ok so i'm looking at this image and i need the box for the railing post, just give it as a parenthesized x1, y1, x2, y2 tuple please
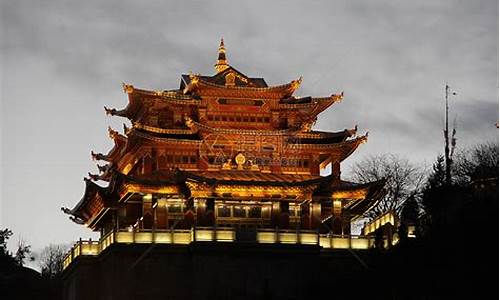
(192, 226, 196, 242)
(275, 226, 279, 243)
(152, 224, 156, 244)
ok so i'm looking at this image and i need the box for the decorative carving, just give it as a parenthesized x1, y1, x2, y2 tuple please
(122, 83, 134, 94)
(235, 153, 246, 170)
(225, 72, 236, 86)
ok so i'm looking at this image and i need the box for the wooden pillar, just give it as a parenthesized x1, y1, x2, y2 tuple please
(300, 201, 311, 229)
(142, 194, 154, 229)
(310, 155, 320, 176)
(341, 209, 351, 236)
(332, 199, 343, 235)
(279, 201, 290, 229)
(332, 161, 341, 184)
(271, 201, 280, 228)
(156, 199, 167, 229)
(310, 201, 321, 230)
(196, 198, 206, 226)
(142, 154, 153, 175)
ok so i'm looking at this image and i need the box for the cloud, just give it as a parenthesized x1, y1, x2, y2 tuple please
(1, 0, 497, 250)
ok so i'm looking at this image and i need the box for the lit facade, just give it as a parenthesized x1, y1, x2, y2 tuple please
(62, 40, 387, 268)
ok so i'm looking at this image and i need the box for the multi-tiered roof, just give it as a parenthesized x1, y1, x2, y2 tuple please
(63, 39, 384, 235)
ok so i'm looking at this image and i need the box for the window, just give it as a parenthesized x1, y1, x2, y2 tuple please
(217, 205, 230, 217)
(168, 204, 182, 214)
(248, 206, 262, 218)
(233, 206, 246, 218)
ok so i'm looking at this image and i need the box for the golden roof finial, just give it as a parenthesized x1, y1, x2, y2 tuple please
(214, 37, 229, 73)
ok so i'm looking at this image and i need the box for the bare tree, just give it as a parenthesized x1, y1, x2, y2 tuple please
(350, 154, 426, 219)
(38, 244, 68, 279)
(453, 142, 499, 185)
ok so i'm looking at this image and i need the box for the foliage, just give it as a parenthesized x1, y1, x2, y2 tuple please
(38, 244, 68, 279)
(0, 228, 13, 257)
(350, 154, 426, 219)
(14, 240, 32, 266)
(452, 142, 499, 184)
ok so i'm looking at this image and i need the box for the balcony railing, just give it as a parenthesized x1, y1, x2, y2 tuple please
(63, 227, 380, 270)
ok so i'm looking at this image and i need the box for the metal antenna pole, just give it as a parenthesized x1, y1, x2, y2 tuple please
(444, 84, 451, 185)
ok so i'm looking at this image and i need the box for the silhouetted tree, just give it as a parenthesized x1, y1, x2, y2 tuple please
(0, 228, 13, 258)
(14, 240, 32, 266)
(350, 154, 426, 219)
(453, 142, 499, 184)
(38, 244, 67, 279)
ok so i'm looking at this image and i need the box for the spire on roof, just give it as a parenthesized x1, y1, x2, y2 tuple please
(214, 38, 229, 73)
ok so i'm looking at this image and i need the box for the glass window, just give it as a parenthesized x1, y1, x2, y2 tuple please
(217, 205, 230, 217)
(233, 206, 246, 218)
(168, 204, 182, 214)
(248, 206, 262, 218)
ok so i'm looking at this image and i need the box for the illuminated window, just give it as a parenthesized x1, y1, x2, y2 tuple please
(233, 206, 246, 218)
(217, 205, 230, 217)
(168, 204, 182, 214)
(248, 206, 262, 218)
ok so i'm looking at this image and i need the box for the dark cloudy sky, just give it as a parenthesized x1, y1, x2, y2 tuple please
(1, 0, 498, 252)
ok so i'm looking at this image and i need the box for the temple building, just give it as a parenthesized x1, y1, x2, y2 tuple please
(62, 39, 389, 275)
